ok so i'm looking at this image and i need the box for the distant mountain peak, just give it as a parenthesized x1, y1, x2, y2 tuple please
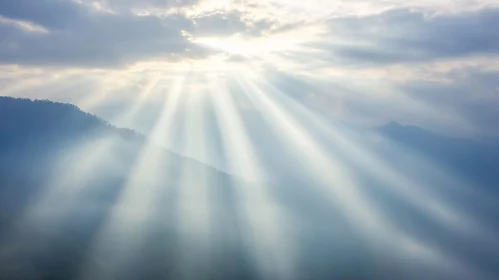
(384, 121, 403, 128)
(379, 121, 430, 136)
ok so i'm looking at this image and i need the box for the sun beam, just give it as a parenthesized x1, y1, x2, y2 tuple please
(234, 70, 487, 279)
(175, 87, 213, 280)
(208, 73, 295, 280)
(79, 73, 187, 280)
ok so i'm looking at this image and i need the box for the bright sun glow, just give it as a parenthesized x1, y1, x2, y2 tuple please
(192, 29, 315, 58)
(194, 36, 253, 55)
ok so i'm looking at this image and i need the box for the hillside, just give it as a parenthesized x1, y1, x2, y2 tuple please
(0, 97, 254, 280)
(1, 97, 498, 280)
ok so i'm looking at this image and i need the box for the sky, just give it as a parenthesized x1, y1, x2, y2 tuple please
(1, 0, 499, 139)
(2, 2, 499, 279)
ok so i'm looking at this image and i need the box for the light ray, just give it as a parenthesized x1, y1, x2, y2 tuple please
(77, 71, 135, 111)
(0, 71, 83, 98)
(116, 73, 162, 126)
(3, 72, 170, 228)
(79, 74, 187, 280)
(260, 70, 499, 248)
(175, 86, 212, 280)
(236, 74, 386, 233)
(0, 131, 128, 272)
(234, 71, 488, 279)
(208, 73, 295, 280)
(24, 136, 122, 220)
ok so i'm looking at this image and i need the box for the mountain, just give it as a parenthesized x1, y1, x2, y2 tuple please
(377, 121, 499, 191)
(1, 97, 498, 280)
(0, 97, 375, 280)
(0, 97, 256, 280)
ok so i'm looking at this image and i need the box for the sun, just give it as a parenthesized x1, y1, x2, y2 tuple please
(193, 35, 260, 56)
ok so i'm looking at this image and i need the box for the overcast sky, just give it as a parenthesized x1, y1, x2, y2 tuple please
(1, 0, 498, 137)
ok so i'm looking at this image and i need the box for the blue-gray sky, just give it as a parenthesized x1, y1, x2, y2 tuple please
(1, 0, 498, 137)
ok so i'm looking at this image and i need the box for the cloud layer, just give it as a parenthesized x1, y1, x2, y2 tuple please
(0, 0, 498, 136)
(320, 8, 499, 65)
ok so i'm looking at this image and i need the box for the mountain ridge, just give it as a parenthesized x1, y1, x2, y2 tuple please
(0, 96, 230, 177)
(1, 96, 498, 280)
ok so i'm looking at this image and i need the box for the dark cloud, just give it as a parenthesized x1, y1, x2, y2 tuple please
(0, 0, 86, 29)
(316, 7, 499, 65)
(96, 0, 198, 10)
(0, 0, 236, 67)
(0, 0, 276, 67)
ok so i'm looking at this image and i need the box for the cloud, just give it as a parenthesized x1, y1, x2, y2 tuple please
(1, 0, 498, 137)
(191, 10, 268, 37)
(308, 7, 499, 66)
(0, 0, 225, 67)
(95, 0, 199, 11)
(0, 0, 86, 29)
(0, 0, 281, 67)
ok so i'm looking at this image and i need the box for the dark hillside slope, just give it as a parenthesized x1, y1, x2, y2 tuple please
(0, 97, 144, 155)
(0, 97, 254, 280)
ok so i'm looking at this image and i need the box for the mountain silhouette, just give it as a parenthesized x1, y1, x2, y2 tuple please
(0, 97, 257, 280)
